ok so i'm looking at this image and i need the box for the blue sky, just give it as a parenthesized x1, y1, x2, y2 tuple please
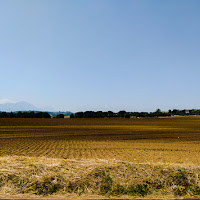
(0, 0, 200, 112)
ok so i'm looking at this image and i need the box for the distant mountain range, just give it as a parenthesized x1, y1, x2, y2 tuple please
(0, 101, 38, 112)
(0, 101, 73, 116)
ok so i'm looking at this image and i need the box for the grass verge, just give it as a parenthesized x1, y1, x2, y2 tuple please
(0, 156, 200, 198)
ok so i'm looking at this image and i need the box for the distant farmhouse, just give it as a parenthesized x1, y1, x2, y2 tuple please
(184, 110, 190, 114)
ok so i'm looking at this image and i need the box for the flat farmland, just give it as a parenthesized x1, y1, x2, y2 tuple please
(1, 117, 200, 164)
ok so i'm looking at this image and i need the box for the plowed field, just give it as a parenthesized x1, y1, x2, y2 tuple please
(1, 117, 200, 164)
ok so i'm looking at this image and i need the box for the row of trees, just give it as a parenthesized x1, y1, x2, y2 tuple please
(0, 111, 51, 118)
(168, 109, 200, 115)
(1, 109, 200, 119)
(71, 109, 170, 118)
(71, 109, 200, 118)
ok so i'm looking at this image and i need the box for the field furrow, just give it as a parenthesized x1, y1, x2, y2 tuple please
(0, 118, 200, 164)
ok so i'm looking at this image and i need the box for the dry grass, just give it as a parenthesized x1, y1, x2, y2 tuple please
(0, 156, 200, 198)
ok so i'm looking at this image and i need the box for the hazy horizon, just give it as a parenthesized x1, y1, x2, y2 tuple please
(1, 0, 200, 112)
(0, 99, 199, 113)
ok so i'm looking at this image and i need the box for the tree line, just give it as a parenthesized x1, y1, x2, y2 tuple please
(1, 109, 200, 118)
(71, 109, 169, 118)
(0, 111, 51, 118)
(71, 109, 200, 118)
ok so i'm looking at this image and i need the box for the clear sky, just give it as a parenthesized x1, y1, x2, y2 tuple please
(0, 0, 200, 112)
